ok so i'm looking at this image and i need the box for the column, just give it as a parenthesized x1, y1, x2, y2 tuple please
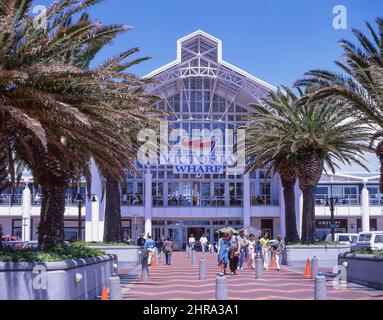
(85, 160, 104, 242)
(243, 173, 251, 234)
(295, 182, 303, 238)
(144, 169, 153, 237)
(278, 176, 286, 239)
(361, 184, 370, 232)
(21, 185, 32, 241)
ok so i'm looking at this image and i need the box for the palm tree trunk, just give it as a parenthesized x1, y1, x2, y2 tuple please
(281, 178, 300, 243)
(301, 186, 316, 244)
(298, 151, 324, 244)
(104, 173, 122, 243)
(38, 180, 67, 250)
(34, 148, 71, 250)
(0, 133, 10, 193)
(377, 143, 383, 194)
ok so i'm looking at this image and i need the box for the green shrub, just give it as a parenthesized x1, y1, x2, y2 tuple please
(353, 249, 383, 256)
(77, 241, 136, 247)
(287, 242, 342, 246)
(0, 243, 105, 262)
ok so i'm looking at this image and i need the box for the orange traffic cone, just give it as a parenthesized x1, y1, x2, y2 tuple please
(304, 259, 312, 279)
(271, 255, 277, 268)
(101, 287, 109, 300)
(151, 256, 157, 269)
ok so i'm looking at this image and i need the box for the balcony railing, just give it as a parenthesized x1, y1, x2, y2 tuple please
(0, 194, 22, 207)
(167, 196, 226, 207)
(121, 195, 144, 206)
(315, 194, 360, 206)
(369, 196, 383, 206)
(31, 195, 82, 207)
(251, 195, 279, 206)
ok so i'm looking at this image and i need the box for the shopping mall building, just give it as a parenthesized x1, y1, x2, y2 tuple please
(1, 31, 382, 248)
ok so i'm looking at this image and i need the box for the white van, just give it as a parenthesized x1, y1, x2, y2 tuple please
(325, 233, 358, 244)
(353, 232, 383, 251)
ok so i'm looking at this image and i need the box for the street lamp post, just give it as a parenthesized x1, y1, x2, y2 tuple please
(326, 197, 336, 242)
(76, 193, 97, 242)
(76, 194, 84, 242)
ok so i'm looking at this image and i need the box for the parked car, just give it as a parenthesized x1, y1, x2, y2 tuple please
(325, 233, 358, 244)
(23, 241, 39, 249)
(1, 236, 25, 249)
(5, 241, 26, 249)
(352, 231, 383, 251)
(1, 235, 22, 242)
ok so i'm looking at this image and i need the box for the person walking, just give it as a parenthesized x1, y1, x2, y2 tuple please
(162, 237, 173, 265)
(271, 235, 285, 271)
(260, 232, 270, 271)
(156, 237, 164, 260)
(137, 234, 146, 247)
(217, 232, 230, 276)
(188, 234, 196, 251)
(200, 234, 208, 253)
(238, 230, 247, 270)
(143, 235, 156, 266)
(247, 234, 256, 270)
(228, 230, 241, 276)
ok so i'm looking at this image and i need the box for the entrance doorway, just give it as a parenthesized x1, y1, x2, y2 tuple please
(187, 227, 208, 251)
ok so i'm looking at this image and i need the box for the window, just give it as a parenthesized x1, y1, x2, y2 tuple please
(315, 186, 328, 206)
(152, 182, 163, 207)
(338, 235, 350, 242)
(229, 183, 242, 206)
(358, 233, 372, 242)
(368, 186, 380, 206)
(374, 235, 383, 243)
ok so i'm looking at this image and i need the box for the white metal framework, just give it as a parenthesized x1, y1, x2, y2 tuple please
(145, 30, 277, 112)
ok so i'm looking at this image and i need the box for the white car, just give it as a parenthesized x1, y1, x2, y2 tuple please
(353, 232, 383, 251)
(325, 233, 358, 244)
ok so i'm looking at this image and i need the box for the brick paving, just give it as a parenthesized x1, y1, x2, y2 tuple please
(121, 252, 383, 300)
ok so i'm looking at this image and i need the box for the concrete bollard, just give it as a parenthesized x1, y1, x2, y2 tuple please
(141, 254, 149, 283)
(311, 257, 319, 279)
(187, 246, 191, 259)
(314, 276, 328, 300)
(186, 245, 189, 257)
(109, 276, 122, 300)
(191, 249, 196, 266)
(199, 258, 207, 281)
(215, 276, 228, 300)
(255, 257, 263, 279)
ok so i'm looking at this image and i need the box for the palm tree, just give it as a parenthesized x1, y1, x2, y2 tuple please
(245, 87, 301, 243)
(1, 0, 160, 248)
(246, 87, 371, 243)
(296, 18, 383, 192)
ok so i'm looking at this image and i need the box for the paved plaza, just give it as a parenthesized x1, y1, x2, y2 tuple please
(119, 252, 383, 300)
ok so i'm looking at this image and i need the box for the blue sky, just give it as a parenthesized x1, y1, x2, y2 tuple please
(35, 0, 381, 85)
(35, 0, 382, 172)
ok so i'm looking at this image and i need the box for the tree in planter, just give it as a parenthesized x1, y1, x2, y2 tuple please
(245, 87, 301, 243)
(246, 87, 371, 243)
(0, 0, 159, 249)
(296, 18, 383, 194)
(292, 95, 370, 243)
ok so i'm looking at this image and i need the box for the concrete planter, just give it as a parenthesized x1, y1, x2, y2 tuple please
(88, 246, 142, 268)
(339, 253, 383, 290)
(284, 245, 351, 268)
(0, 254, 117, 300)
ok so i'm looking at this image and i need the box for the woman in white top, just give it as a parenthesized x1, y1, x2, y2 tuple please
(247, 234, 256, 270)
(188, 234, 196, 251)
